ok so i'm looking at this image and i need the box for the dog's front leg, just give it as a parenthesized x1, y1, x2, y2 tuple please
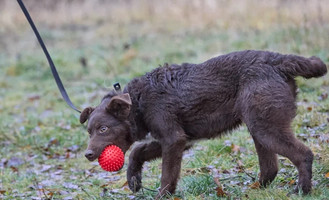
(157, 130, 186, 198)
(127, 141, 162, 192)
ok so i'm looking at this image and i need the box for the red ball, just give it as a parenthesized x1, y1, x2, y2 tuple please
(98, 145, 124, 172)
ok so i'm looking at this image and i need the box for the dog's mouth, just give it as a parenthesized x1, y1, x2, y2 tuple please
(85, 151, 99, 162)
(85, 142, 129, 162)
(84, 148, 103, 161)
(87, 157, 97, 162)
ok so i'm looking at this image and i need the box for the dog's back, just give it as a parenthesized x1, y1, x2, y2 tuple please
(126, 50, 327, 139)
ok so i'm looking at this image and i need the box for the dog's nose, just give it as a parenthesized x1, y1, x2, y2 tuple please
(85, 150, 95, 160)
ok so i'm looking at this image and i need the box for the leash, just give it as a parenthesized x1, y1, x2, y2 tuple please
(17, 0, 81, 113)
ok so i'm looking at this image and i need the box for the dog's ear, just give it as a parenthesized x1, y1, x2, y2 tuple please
(80, 107, 95, 124)
(107, 93, 132, 119)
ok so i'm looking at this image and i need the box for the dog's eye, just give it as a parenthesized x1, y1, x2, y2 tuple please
(99, 126, 108, 134)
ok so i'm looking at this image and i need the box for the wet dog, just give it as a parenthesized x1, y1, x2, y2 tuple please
(80, 50, 327, 197)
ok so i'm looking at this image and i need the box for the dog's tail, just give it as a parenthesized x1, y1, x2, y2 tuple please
(278, 55, 327, 78)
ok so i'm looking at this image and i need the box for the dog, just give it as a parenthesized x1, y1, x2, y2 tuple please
(80, 50, 327, 197)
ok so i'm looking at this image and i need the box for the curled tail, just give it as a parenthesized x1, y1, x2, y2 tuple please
(279, 55, 327, 78)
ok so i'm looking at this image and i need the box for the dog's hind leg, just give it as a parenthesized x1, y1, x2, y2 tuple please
(127, 141, 162, 192)
(250, 127, 313, 194)
(241, 80, 313, 194)
(251, 135, 278, 187)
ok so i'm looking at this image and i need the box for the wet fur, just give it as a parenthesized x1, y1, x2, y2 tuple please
(80, 50, 327, 197)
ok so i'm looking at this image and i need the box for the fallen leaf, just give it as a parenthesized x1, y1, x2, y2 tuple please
(121, 181, 128, 187)
(231, 144, 240, 153)
(122, 186, 130, 192)
(216, 187, 226, 197)
(10, 166, 19, 172)
(127, 195, 136, 199)
(47, 191, 54, 198)
(100, 188, 108, 197)
(63, 196, 74, 200)
(307, 107, 312, 111)
(40, 179, 55, 187)
(199, 167, 211, 173)
(31, 196, 42, 200)
(237, 160, 244, 167)
(59, 190, 69, 195)
(214, 177, 227, 197)
(7, 157, 24, 167)
(67, 145, 80, 152)
(40, 165, 52, 173)
(234, 160, 245, 172)
(224, 140, 231, 146)
(100, 184, 109, 188)
(279, 168, 287, 173)
(173, 197, 182, 200)
(320, 92, 328, 100)
(47, 138, 59, 147)
(0, 158, 7, 168)
(288, 180, 295, 185)
(297, 133, 308, 140)
(28, 95, 40, 102)
(185, 168, 197, 175)
(63, 182, 79, 190)
(249, 181, 260, 189)
(65, 152, 70, 159)
(325, 172, 329, 178)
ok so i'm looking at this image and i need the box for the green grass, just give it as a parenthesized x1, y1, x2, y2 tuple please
(1, 1, 329, 199)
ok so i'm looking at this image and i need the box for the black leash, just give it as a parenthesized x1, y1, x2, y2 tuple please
(17, 0, 81, 113)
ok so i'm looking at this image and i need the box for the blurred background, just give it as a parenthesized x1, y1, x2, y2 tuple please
(0, 0, 328, 199)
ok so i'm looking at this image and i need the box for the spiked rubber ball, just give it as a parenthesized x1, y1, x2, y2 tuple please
(98, 145, 124, 172)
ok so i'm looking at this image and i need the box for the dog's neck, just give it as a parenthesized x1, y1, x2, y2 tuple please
(124, 79, 150, 142)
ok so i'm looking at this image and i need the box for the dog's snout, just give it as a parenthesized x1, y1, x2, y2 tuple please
(85, 150, 95, 160)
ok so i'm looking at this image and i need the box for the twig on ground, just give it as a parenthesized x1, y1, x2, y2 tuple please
(217, 175, 245, 182)
(82, 166, 97, 180)
(142, 186, 158, 193)
(231, 154, 256, 181)
(80, 186, 94, 199)
(33, 178, 49, 200)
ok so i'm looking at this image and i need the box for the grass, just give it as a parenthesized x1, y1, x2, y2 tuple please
(1, 0, 329, 199)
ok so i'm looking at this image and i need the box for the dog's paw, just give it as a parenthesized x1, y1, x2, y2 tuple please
(127, 166, 142, 193)
(128, 174, 142, 192)
(293, 184, 312, 195)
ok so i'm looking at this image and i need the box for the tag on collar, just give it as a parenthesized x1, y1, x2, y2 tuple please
(113, 83, 121, 92)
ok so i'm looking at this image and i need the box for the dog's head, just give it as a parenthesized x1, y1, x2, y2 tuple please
(80, 91, 134, 161)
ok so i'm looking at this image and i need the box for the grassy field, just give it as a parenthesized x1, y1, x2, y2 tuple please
(0, 0, 329, 199)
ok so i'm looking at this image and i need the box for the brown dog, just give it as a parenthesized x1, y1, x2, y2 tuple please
(80, 50, 327, 197)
